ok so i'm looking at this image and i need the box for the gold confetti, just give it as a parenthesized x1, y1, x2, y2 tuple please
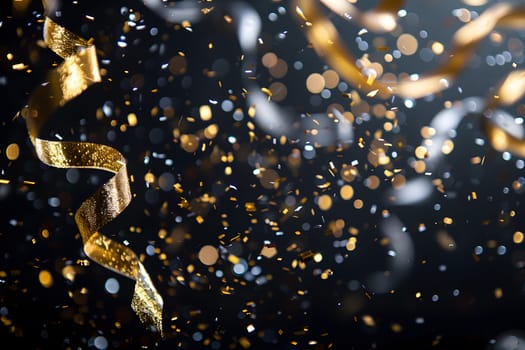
(198, 245, 219, 266)
(260, 245, 277, 259)
(12, 63, 28, 71)
(317, 194, 333, 211)
(306, 73, 325, 94)
(5, 143, 19, 160)
(362, 315, 376, 327)
(340, 185, 354, 200)
(199, 104, 212, 121)
(38, 270, 53, 288)
(513, 231, 524, 244)
(396, 33, 418, 56)
(261, 87, 273, 101)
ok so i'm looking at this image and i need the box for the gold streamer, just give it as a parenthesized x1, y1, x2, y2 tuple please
(21, 16, 163, 334)
(293, 0, 525, 99)
(294, 0, 525, 160)
(483, 70, 525, 158)
(317, 0, 402, 33)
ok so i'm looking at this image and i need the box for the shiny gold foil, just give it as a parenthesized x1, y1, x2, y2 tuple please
(22, 16, 163, 334)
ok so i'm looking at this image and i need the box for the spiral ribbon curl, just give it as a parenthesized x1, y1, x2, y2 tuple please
(21, 16, 163, 334)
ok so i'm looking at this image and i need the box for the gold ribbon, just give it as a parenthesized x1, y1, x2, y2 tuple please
(317, 0, 402, 33)
(482, 70, 525, 158)
(293, 0, 525, 99)
(22, 17, 163, 334)
(294, 0, 525, 159)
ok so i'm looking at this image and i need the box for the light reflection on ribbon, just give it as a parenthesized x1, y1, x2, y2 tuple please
(22, 15, 163, 334)
(230, 3, 291, 136)
(232, 2, 354, 148)
(230, 3, 409, 294)
(379, 72, 525, 290)
(293, 0, 525, 99)
(388, 71, 525, 205)
(483, 70, 525, 158)
(141, 0, 203, 23)
(386, 177, 434, 206)
(386, 97, 484, 205)
(365, 215, 414, 294)
(143, 0, 354, 148)
(318, 0, 402, 33)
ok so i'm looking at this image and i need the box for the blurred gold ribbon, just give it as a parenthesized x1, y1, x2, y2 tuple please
(294, 0, 525, 158)
(482, 70, 525, 158)
(317, 0, 402, 33)
(21, 16, 163, 334)
(293, 0, 525, 99)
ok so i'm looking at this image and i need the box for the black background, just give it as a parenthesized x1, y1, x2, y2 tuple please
(2, 1, 525, 349)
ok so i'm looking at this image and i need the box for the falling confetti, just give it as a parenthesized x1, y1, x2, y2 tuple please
(2, 0, 525, 349)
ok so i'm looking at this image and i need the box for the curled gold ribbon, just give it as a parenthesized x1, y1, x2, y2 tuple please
(295, 0, 525, 163)
(482, 70, 525, 158)
(318, 0, 402, 33)
(293, 0, 525, 99)
(387, 68, 525, 206)
(22, 17, 163, 334)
